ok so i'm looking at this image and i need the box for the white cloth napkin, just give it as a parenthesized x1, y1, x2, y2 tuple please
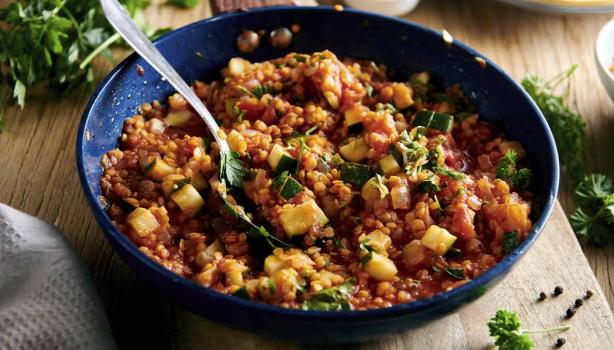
(0, 204, 115, 349)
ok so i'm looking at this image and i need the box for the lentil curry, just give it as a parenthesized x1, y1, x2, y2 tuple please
(100, 51, 534, 310)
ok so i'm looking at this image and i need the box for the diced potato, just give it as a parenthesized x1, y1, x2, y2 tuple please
(126, 208, 159, 237)
(227, 129, 247, 153)
(170, 184, 205, 216)
(421, 225, 457, 255)
(365, 230, 392, 253)
(363, 253, 398, 281)
(267, 144, 289, 170)
(228, 57, 251, 77)
(147, 118, 165, 133)
(164, 109, 194, 127)
(140, 156, 176, 181)
(339, 137, 369, 162)
(279, 199, 329, 238)
(391, 83, 414, 110)
(264, 255, 286, 276)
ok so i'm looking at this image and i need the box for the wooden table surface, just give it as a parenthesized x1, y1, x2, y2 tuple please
(2, 0, 614, 348)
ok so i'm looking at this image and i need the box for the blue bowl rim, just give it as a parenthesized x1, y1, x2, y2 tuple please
(76, 5, 559, 321)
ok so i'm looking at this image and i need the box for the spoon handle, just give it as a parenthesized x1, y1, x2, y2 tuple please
(100, 0, 230, 154)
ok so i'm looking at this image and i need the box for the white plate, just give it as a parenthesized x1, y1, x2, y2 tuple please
(595, 18, 614, 102)
(497, 0, 614, 13)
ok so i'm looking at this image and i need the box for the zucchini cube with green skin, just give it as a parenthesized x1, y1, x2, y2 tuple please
(363, 252, 398, 281)
(378, 154, 401, 176)
(340, 162, 374, 187)
(421, 225, 457, 255)
(339, 137, 369, 163)
(140, 157, 176, 181)
(273, 172, 303, 199)
(264, 255, 285, 276)
(268, 144, 297, 173)
(344, 104, 364, 134)
(170, 183, 205, 217)
(279, 199, 329, 238)
(127, 208, 159, 237)
(164, 109, 194, 127)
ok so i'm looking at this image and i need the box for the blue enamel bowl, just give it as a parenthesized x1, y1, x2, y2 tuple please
(77, 6, 558, 344)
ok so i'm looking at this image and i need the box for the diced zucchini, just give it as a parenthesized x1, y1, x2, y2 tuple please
(340, 162, 374, 187)
(190, 170, 209, 191)
(365, 230, 392, 253)
(421, 225, 457, 255)
(164, 109, 193, 127)
(413, 110, 434, 127)
(344, 104, 364, 134)
(361, 177, 383, 202)
(161, 174, 188, 196)
(195, 239, 224, 266)
(268, 144, 297, 173)
(228, 57, 251, 77)
(127, 208, 159, 237)
(378, 154, 401, 176)
(413, 110, 454, 132)
(279, 199, 329, 238)
(392, 83, 414, 110)
(273, 172, 303, 199)
(140, 156, 176, 181)
(264, 255, 285, 276)
(363, 253, 398, 281)
(170, 183, 204, 216)
(339, 137, 369, 163)
(415, 71, 430, 85)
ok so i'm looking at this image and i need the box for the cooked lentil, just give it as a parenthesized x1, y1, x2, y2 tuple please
(100, 51, 535, 310)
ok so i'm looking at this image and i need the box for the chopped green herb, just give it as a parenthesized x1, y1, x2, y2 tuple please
(302, 279, 355, 311)
(495, 151, 532, 190)
(365, 85, 374, 97)
(488, 309, 570, 350)
(570, 174, 614, 246)
(502, 231, 519, 254)
(232, 286, 250, 299)
(219, 151, 247, 188)
(417, 176, 441, 193)
(267, 279, 277, 294)
(434, 165, 465, 180)
(359, 238, 374, 265)
(252, 84, 276, 99)
(294, 54, 307, 63)
(445, 266, 466, 280)
(372, 174, 389, 199)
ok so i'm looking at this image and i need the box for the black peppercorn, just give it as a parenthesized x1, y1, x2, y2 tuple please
(553, 285, 564, 296)
(574, 298, 583, 308)
(555, 337, 566, 347)
(585, 290, 594, 299)
(538, 291, 547, 301)
(565, 307, 576, 319)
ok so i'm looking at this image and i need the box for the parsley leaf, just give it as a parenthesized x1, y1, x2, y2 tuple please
(522, 66, 586, 186)
(302, 279, 356, 311)
(502, 231, 519, 254)
(434, 165, 465, 180)
(488, 310, 570, 350)
(570, 175, 614, 246)
(219, 151, 246, 188)
(372, 174, 389, 199)
(0, 0, 166, 129)
(495, 151, 532, 190)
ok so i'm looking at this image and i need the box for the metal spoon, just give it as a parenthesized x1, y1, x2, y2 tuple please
(100, 0, 230, 155)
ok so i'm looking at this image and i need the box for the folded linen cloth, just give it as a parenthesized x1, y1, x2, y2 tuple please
(0, 204, 115, 349)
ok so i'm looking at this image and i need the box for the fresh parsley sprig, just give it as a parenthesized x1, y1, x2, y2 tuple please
(570, 174, 614, 246)
(488, 309, 570, 350)
(522, 65, 586, 185)
(0, 0, 169, 130)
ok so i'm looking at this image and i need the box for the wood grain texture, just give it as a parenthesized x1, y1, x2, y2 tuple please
(1, 0, 614, 348)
